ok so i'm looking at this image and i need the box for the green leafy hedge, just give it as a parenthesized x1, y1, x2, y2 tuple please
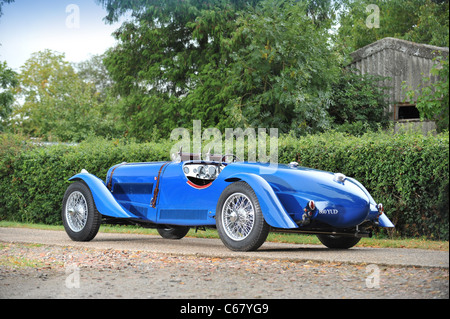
(0, 136, 172, 225)
(1, 131, 448, 239)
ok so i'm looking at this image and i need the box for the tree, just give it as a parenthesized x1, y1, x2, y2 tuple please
(337, 0, 449, 52)
(100, 0, 261, 140)
(224, 0, 338, 133)
(99, 0, 340, 139)
(0, 1, 17, 130)
(15, 50, 78, 138)
(14, 50, 121, 142)
(0, 61, 18, 131)
(329, 68, 391, 135)
(76, 53, 114, 101)
(403, 0, 449, 48)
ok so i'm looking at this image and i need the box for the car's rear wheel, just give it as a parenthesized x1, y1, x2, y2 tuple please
(317, 234, 361, 249)
(62, 181, 101, 242)
(216, 181, 270, 251)
(157, 225, 190, 239)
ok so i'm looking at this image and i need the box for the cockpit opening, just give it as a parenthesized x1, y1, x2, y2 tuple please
(183, 162, 225, 186)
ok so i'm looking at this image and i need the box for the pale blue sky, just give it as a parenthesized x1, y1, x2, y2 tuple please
(0, 0, 126, 71)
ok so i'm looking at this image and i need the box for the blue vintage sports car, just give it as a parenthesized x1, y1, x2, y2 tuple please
(62, 151, 394, 251)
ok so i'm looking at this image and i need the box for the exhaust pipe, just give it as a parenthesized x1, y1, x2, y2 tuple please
(355, 231, 372, 238)
(273, 228, 373, 238)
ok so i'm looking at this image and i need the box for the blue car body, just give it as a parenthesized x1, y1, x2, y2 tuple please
(68, 158, 394, 238)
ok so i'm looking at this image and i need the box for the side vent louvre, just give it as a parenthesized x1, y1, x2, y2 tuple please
(159, 209, 208, 220)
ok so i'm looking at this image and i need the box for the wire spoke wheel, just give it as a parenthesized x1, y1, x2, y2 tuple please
(222, 193, 255, 241)
(216, 182, 269, 251)
(65, 191, 88, 232)
(62, 181, 101, 242)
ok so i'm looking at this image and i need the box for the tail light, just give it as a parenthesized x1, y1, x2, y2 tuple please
(304, 200, 315, 216)
(377, 203, 384, 216)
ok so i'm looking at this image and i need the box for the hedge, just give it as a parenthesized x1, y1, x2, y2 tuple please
(0, 135, 171, 226)
(0, 131, 448, 240)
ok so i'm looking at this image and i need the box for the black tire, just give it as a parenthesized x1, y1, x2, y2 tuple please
(62, 181, 101, 242)
(157, 225, 190, 239)
(317, 234, 361, 249)
(216, 181, 270, 251)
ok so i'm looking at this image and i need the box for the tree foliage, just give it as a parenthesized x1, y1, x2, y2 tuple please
(404, 55, 449, 132)
(3, 0, 448, 142)
(13, 50, 121, 142)
(224, 0, 338, 133)
(100, 0, 340, 140)
(76, 53, 114, 101)
(100, 0, 262, 139)
(337, 0, 449, 52)
(0, 61, 18, 131)
(329, 68, 391, 135)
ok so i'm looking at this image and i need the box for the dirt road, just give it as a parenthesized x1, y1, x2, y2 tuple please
(0, 227, 448, 300)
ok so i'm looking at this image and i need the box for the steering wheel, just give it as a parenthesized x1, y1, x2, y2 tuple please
(221, 154, 240, 163)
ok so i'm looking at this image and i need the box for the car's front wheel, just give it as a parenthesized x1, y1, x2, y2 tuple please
(216, 181, 270, 251)
(317, 234, 361, 249)
(62, 181, 101, 242)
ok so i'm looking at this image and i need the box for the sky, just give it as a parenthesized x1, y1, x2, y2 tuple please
(0, 0, 126, 71)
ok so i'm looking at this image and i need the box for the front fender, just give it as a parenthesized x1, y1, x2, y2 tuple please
(225, 173, 298, 229)
(68, 171, 137, 219)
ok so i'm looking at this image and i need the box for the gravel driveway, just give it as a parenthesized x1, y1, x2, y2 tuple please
(0, 228, 448, 300)
(1, 242, 448, 300)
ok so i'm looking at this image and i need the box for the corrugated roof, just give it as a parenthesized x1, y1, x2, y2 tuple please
(351, 37, 448, 63)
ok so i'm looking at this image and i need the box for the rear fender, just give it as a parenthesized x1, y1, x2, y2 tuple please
(378, 212, 395, 228)
(68, 171, 137, 219)
(350, 177, 395, 228)
(225, 173, 298, 229)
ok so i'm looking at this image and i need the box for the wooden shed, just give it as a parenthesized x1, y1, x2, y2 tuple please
(349, 37, 448, 133)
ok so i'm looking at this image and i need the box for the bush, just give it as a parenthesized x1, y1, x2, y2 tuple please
(1, 131, 448, 239)
(328, 68, 391, 135)
(404, 55, 449, 132)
